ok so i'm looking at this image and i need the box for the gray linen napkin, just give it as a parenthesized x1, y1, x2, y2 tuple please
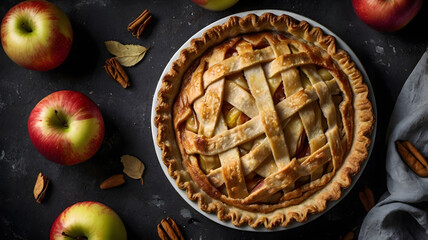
(359, 50, 428, 239)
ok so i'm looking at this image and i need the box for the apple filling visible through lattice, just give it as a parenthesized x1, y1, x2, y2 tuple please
(173, 32, 350, 207)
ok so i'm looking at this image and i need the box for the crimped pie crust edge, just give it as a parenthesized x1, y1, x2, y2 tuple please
(154, 13, 374, 229)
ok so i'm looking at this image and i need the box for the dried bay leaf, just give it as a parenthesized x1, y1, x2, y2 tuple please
(105, 41, 145, 56)
(105, 40, 149, 67)
(115, 50, 147, 67)
(121, 154, 145, 179)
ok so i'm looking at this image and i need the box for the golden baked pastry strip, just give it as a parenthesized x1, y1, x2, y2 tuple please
(194, 41, 249, 199)
(224, 80, 258, 118)
(243, 143, 332, 204)
(182, 79, 339, 155)
(266, 34, 327, 181)
(198, 80, 340, 189)
(243, 63, 343, 202)
(302, 66, 344, 170)
(181, 34, 347, 203)
(237, 40, 291, 169)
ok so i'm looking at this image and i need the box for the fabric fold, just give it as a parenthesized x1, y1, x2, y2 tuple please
(359, 50, 428, 239)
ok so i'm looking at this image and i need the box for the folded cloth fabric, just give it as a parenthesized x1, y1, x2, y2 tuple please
(359, 50, 428, 240)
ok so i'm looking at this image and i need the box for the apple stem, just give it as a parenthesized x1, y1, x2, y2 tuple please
(55, 110, 68, 128)
(61, 232, 88, 240)
(21, 21, 33, 33)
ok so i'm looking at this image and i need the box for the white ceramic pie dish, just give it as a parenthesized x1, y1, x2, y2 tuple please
(150, 9, 377, 232)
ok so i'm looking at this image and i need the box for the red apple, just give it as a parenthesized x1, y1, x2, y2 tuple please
(50, 201, 127, 240)
(352, 0, 423, 32)
(191, 0, 239, 11)
(1, 0, 73, 71)
(28, 90, 104, 165)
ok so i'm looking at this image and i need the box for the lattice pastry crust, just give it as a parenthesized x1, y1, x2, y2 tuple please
(155, 13, 374, 229)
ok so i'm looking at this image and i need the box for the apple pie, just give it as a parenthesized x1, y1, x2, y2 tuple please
(155, 13, 374, 229)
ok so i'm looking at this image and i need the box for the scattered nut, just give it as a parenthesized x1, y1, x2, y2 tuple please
(33, 172, 49, 204)
(396, 140, 428, 177)
(359, 185, 375, 212)
(342, 231, 354, 240)
(105, 57, 130, 88)
(157, 217, 184, 240)
(339, 226, 357, 240)
(100, 174, 126, 189)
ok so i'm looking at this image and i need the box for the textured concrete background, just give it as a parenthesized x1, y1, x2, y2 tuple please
(0, 0, 427, 239)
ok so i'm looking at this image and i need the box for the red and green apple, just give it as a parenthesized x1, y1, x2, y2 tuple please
(352, 0, 423, 32)
(50, 201, 127, 240)
(28, 90, 104, 165)
(191, 0, 239, 11)
(1, 0, 73, 71)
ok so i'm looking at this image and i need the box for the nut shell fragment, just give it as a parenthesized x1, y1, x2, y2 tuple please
(33, 172, 49, 204)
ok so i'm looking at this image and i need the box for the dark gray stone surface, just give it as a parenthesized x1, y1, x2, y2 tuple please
(0, 0, 427, 239)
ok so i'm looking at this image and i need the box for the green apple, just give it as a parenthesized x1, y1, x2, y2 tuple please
(50, 201, 127, 240)
(28, 90, 104, 165)
(1, 0, 73, 71)
(191, 0, 239, 11)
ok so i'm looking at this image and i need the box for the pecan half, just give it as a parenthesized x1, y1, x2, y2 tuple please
(100, 174, 125, 189)
(128, 9, 152, 39)
(33, 172, 49, 203)
(342, 231, 354, 240)
(105, 57, 130, 88)
(396, 140, 428, 177)
(339, 226, 358, 240)
(157, 217, 184, 240)
(359, 185, 375, 212)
